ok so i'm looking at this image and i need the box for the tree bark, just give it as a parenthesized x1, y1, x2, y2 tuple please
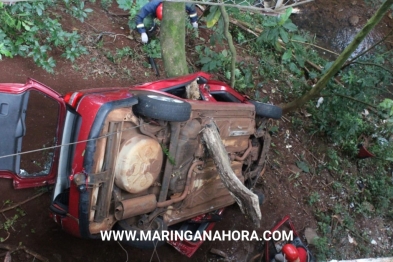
(281, 0, 393, 113)
(202, 120, 261, 228)
(160, 1, 188, 77)
(220, 5, 236, 87)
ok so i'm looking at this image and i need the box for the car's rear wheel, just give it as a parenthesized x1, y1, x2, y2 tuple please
(116, 217, 167, 249)
(133, 94, 191, 122)
(249, 100, 282, 119)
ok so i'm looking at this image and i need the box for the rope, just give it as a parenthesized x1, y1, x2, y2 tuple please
(0, 122, 150, 160)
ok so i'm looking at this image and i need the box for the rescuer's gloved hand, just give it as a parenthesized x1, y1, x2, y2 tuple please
(192, 22, 198, 29)
(141, 32, 148, 43)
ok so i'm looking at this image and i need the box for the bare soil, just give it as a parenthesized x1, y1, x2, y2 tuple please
(0, 0, 392, 261)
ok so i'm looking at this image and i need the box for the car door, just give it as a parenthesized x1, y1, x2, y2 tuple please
(0, 78, 66, 188)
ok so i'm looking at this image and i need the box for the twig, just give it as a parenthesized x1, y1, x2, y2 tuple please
(186, 57, 197, 71)
(1, 213, 15, 231)
(166, 0, 314, 14)
(281, 115, 290, 122)
(106, 11, 129, 17)
(290, 39, 340, 56)
(149, 240, 161, 262)
(0, 232, 10, 243)
(349, 61, 393, 75)
(322, 93, 378, 109)
(0, 191, 47, 213)
(342, 28, 393, 69)
(85, 21, 99, 33)
(0, 244, 48, 262)
(117, 241, 128, 262)
(305, 60, 344, 87)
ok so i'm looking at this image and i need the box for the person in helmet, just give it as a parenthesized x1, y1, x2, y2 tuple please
(136, 0, 198, 44)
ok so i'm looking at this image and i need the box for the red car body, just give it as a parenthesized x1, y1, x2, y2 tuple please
(0, 72, 281, 253)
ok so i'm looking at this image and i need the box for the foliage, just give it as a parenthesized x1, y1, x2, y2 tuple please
(143, 39, 161, 59)
(116, 0, 148, 29)
(195, 45, 254, 89)
(198, 5, 393, 258)
(0, 0, 91, 72)
(196, 45, 230, 73)
(258, 8, 298, 47)
(100, 0, 113, 10)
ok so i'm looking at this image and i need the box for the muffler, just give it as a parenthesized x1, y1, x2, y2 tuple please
(115, 194, 157, 220)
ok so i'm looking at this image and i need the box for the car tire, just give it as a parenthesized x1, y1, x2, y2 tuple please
(116, 217, 167, 249)
(249, 100, 282, 119)
(133, 94, 191, 122)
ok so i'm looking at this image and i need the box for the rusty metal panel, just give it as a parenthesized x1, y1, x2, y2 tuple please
(163, 160, 244, 226)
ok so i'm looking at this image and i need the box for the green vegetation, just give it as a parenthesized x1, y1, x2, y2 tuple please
(116, 0, 148, 29)
(196, 3, 393, 259)
(0, 0, 91, 72)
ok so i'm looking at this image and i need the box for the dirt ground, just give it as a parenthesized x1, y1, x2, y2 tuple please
(0, 0, 392, 261)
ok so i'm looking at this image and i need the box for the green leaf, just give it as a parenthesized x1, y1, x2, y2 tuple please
(283, 21, 297, 32)
(322, 61, 334, 74)
(221, 49, 228, 57)
(379, 98, 393, 109)
(206, 6, 221, 28)
(296, 161, 310, 173)
(22, 22, 31, 31)
(279, 28, 289, 43)
(309, 71, 318, 79)
(199, 57, 211, 64)
(269, 126, 279, 133)
(295, 54, 305, 67)
(291, 34, 306, 42)
(289, 62, 300, 75)
(282, 49, 292, 61)
(278, 7, 292, 26)
(263, 19, 278, 27)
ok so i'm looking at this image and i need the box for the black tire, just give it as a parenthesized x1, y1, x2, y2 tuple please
(116, 217, 167, 249)
(133, 94, 191, 122)
(249, 100, 282, 119)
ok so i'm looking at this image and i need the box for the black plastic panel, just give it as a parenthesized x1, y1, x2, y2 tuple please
(0, 92, 29, 173)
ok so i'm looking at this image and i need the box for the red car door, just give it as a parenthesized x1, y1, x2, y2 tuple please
(0, 78, 66, 188)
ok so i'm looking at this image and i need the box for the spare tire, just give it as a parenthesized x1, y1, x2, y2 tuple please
(249, 100, 282, 119)
(133, 94, 191, 122)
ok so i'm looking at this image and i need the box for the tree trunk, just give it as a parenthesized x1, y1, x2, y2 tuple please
(220, 5, 236, 87)
(160, 2, 188, 77)
(202, 120, 262, 228)
(281, 0, 393, 114)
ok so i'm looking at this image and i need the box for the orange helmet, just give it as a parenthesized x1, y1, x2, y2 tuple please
(156, 3, 163, 20)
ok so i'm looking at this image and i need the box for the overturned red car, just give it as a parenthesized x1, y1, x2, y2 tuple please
(0, 72, 281, 254)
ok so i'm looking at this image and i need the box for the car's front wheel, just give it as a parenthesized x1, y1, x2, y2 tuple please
(133, 94, 191, 122)
(249, 100, 282, 119)
(116, 217, 167, 249)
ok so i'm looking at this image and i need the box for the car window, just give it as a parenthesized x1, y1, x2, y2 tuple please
(19, 90, 59, 177)
(210, 91, 241, 103)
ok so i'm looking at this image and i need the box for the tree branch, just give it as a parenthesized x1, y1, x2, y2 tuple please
(281, 0, 393, 114)
(350, 61, 393, 75)
(0, 244, 48, 262)
(342, 28, 393, 69)
(323, 93, 378, 109)
(0, 191, 47, 213)
(202, 121, 261, 228)
(164, 0, 314, 15)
